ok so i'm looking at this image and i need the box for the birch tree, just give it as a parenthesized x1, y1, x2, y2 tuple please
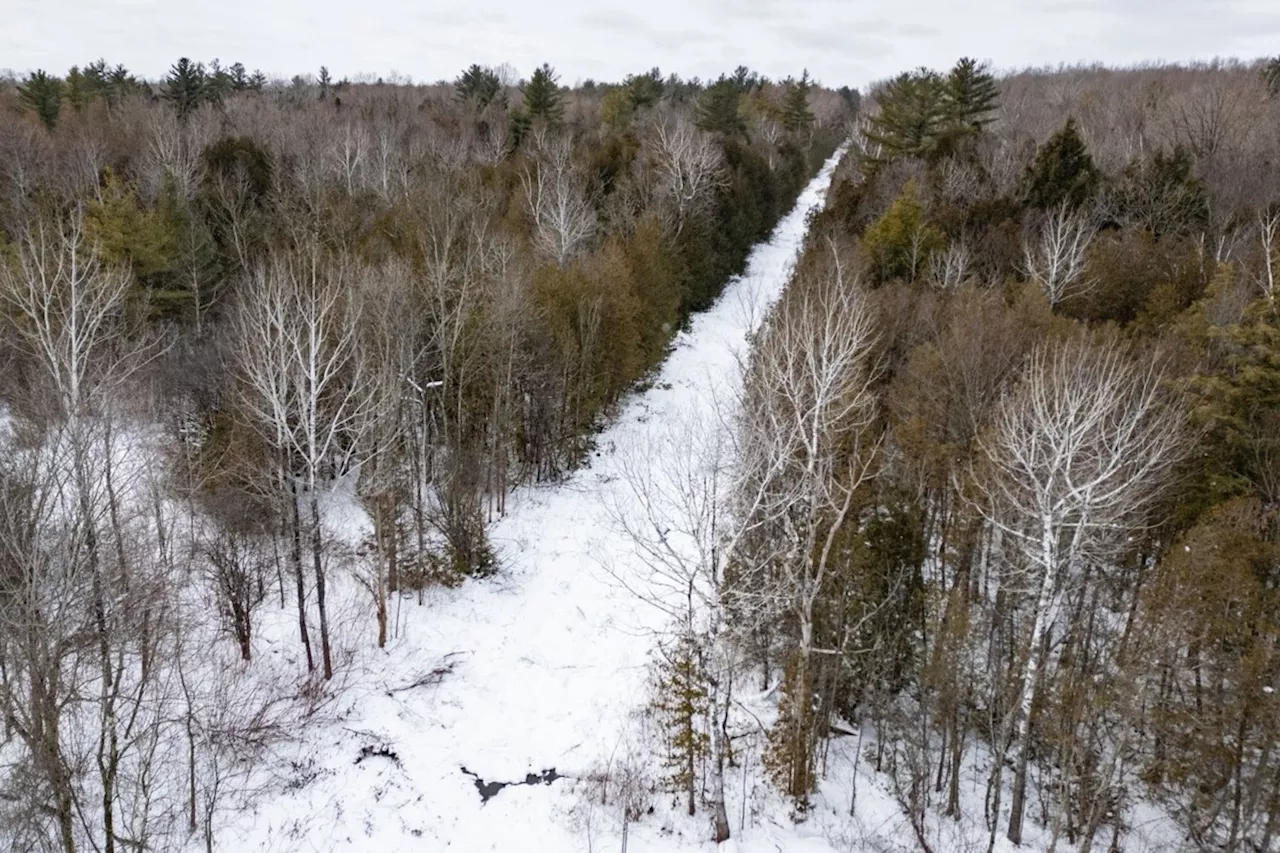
(0, 210, 174, 853)
(737, 240, 880, 807)
(1257, 204, 1279, 302)
(521, 132, 597, 266)
(1022, 202, 1097, 307)
(646, 114, 726, 236)
(233, 245, 379, 680)
(973, 336, 1186, 845)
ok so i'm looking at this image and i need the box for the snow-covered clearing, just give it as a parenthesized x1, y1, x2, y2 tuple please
(214, 146, 1183, 853)
(215, 149, 844, 852)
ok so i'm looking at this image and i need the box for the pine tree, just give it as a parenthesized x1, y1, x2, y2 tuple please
(865, 69, 949, 160)
(17, 70, 64, 130)
(164, 57, 207, 121)
(521, 63, 563, 124)
(624, 67, 664, 110)
(1022, 118, 1100, 210)
(696, 77, 745, 136)
(944, 57, 999, 132)
(837, 85, 861, 114)
(105, 63, 137, 105)
(228, 62, 249, 91)
(248, 70, 267, 92)
(780, 71, 815, 134)
(205, 59, 233, 108)
(64, 66, 95, 113)
(455, 64, 502, 109)
(318, 66, 332, 100)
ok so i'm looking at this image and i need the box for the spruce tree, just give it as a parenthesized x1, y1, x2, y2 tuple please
(164, 57, 207, 121)
(521, 63, 563, 124)
(651, 632, 710, 817)
(17, 70, 64, 131)
(1022, 118, 1100, 210)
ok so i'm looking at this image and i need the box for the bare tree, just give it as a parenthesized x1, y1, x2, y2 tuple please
(972, 336, 1186, 846)
(0, 211, 156, 419)
(736, 239, 881, 806)
(0, 208, 179, 853)
(233, 245, 380, 680)
(521, 131, 597, 265)
(1022, 202, 1097, 307)
(326, 121, 369, 195)
(610, 412, 738, 843)
(929, 239, 973, 291)
(646, 113, 726, 235)
(1257, 205, 1280, 302)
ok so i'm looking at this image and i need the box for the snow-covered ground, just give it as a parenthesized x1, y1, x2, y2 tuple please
(215, 146, 1186, 853)
(216, 149, 848, 853)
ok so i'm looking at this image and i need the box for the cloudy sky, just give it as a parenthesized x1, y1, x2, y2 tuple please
(5, 0, 1279, 89)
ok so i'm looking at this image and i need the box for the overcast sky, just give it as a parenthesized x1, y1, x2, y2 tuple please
(5, 0, 1279, 89)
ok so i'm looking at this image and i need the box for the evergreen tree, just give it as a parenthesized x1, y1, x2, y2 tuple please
(164, 57, 207, 121)
(730, 65, 760, 92)
(106, 63, 138, 104)
(1022, 118, 1100, 210)
(836, 85, 861, 114)
(696, 77, 745, 136)
(63, 66, 95, 113)
(1263, 56, 1280, 98)
(865, 69, 949, 160)
(651, 632, 710, 817)
(624, 67, 664, 110)
(780, 71, 815, 134)
(862, 180, 944, 283)
(17, 70, 64, 130)
(944, 57, 999, 131)
(1117, 146, 1209, 236)
(455, 64, 502, 109)
(318, 66, 332, 100)
(85, 169, 179, 280)
(521, 63, 563, 124)
(1194, 291, 1280, 505)
(205, 59, 233, 108)
(248, 69, 268, 91)
(228, 62, 249, 91)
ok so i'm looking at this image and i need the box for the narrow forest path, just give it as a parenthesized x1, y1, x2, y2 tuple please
(230, 147, 847, 853)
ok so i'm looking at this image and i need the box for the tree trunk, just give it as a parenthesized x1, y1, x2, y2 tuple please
(289, 481, 314, 672)
(310, 492, 334, 680)
(708, 666, 731, 843)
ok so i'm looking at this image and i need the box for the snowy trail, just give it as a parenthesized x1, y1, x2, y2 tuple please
(233, 148, 847, 853)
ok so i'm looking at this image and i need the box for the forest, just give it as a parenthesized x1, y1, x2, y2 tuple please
(0, 51, 1277, 853)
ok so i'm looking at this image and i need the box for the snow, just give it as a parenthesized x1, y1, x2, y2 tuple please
(212, 144, 1184, 853)
(217, 148, 847, 853)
